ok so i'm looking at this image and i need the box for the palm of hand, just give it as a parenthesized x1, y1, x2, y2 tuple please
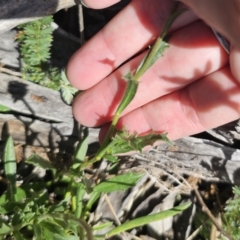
(67, 0, 240, 141)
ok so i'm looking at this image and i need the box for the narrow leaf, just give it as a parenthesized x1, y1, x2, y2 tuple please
(33, 222, 43, 240)
(75, 184, 86, 218)
(52, 235, 79, 240)
(74, 128, 89, 165)
(40, 221, 65, 236)
(135, 41, 169, 77)
(0, 222, 12, 235)
(86, 191, 101, 211)
(0, 187, 26, 205)
(106, 202, 192, 237)
(0, 104, 11, 112)
(103, 155, 119, 163)
(13, 231, 25, 240)
(50, 213, 93, 240)
(94, 172, 144, 193)
(92, 222, 113, 231)
(26, 154, 55, 170)
(3, 136, 16, 200)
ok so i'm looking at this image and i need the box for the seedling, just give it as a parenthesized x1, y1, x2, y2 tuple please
(0, 4, 192, 240)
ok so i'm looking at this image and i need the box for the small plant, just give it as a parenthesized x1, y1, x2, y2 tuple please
(0, 134, 190, 239)
(222, 186, 240, 239)
(17, 16, 60, 89)
(0, 3, 192, 239)
(17, 16, 77, 104)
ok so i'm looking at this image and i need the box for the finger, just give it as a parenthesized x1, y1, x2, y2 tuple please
(81, 0, 120, 9)
(230, 45, 240, 83)
(111, 66, 240, 141)
(179, 0, 240, 49)
(67, 0, 197, 90)
(72, 21, 228, 127)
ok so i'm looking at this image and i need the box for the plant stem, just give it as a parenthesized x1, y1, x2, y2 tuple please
(86, 4, 185, 165)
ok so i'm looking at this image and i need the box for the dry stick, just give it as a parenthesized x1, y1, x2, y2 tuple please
(0, 66, 22, 77)
(78, 2, 85, 46)
(104, 194, 135, 239)
(104, 194, 121, 226)
(186, 223, 204, 240)
(175, 173, 233, 240)
(193, 187, 233, 240)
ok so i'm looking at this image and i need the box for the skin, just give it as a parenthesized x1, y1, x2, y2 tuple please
(180, 0, 240, 83)
(67, 0, 240, 142)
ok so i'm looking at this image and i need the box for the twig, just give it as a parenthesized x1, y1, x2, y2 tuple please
(78, 2, 85, 46)
(186, 223, 204, 240)
(174, 172, 233, 240)
(0, 66, 22, 77)
(104, 194, 130, 239)
(193, 187, 233, 240)
(104, 194, 121, 226)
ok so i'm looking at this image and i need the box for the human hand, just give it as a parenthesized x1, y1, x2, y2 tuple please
(179, 0, 240, 82)
(67, 0, 240, 142)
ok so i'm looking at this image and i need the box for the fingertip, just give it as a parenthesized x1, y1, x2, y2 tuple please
(82, 0, 120, 9)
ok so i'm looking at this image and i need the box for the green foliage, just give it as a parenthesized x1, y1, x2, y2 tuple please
(222, 186, 240, 239)
(106, 202, 191, 238)
(0, 104, 11, 113)
(3, 5, 191, 240)
(0, 134, 148, 239)
(95, 7, 184, 163)
(94, 172, 144, 193)
(17, 16, 61, 90)
(60, 70, 79, 105)
(3, 137, 16, 201)
(105, 130, 170, 155)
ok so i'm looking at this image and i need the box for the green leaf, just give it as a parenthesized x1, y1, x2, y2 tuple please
(233, 186, 240, 196)
(49, 213, 93, 239)
(23, 212, 36, 222)
(0, 104, 11, 112)
(60, 70, 69, 85)
(106, 130, 170, 155)
(40, 221, 65, 236)
(74, 128, 89, 166)
(92, 222, 113, 231)
(48, 199, 69, 213)
(86, 191, 101, 211)
(103, 155, 119, 163)
(106, 202, 192, 237)
(60, 85, 78, 105)
(94, 172, 144, 193)
(0, 187, 26, 205)
(0, 222, 12, 235)
(53, 234, 79, 240)
(13, 231, 25, 240)
(26, 154, 55, 170)
(134, 8, 185, 81)
(43, 228, 54, 240)
(34, 224, 43, 240)
(60, 70, 78, 105)
(136, 41, 169, 77)
(75, 184, 86, 218)
(14, 187, 27, 202)
(3, 136, 17, 200)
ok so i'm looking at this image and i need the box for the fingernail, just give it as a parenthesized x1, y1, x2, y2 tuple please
(80, 0, 89, 8)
